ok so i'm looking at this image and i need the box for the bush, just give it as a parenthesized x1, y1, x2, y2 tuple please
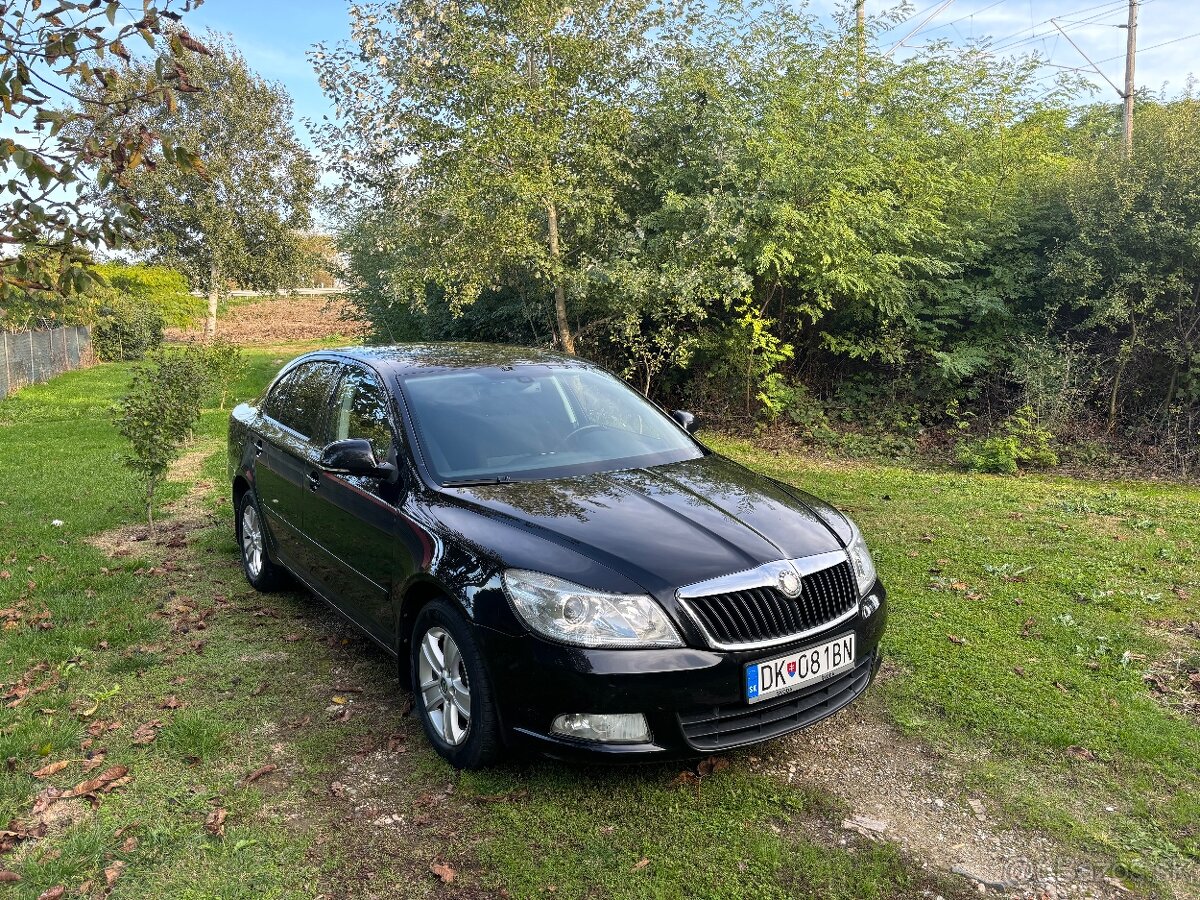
(197, 337, 245, 409)
(92, 297, 165, 361)
(956, 406, 1059, 474)
(94, 262, 203, 328)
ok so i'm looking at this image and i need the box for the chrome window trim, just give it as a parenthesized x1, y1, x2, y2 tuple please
(675, 549, 859, 652)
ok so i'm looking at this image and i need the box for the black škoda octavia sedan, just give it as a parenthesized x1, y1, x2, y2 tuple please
(228, 345, 886, 768)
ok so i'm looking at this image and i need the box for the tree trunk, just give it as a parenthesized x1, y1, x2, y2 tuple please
(545, 201, 575, 355)
(204, 261, 220, 340)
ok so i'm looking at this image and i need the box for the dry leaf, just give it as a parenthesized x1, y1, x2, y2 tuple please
(131, 720, 162, 745)
(32, 759, 70, 778)
(245, 763, 277, 783)
(947, 634, 965, 645)
(159, 696, 183, 710)
(67, 764, 129, 798)
(37, 887, 64, 899)
(1066, 745, 1096, 762)
(205, 807, 227, 836)
(430, 862, 456, 884)
(104, 860, 125, 887)
(632, 857, 650, 871)
(0, 870, 20, 883)
(250, 681, 269, 697)
(1013, 665, 1026, 677)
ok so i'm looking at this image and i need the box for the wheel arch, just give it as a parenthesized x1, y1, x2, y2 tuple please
(394, 576, 461, 687)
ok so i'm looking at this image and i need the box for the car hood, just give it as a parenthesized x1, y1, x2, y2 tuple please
(435, 454, 848, 596)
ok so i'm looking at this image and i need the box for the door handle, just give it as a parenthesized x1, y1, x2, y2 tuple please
(307, 470, 321, 490)
(254, 439, 264, 457)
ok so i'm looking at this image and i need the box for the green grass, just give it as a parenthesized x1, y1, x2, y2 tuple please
(705, 436, 1200, 874)
(1, 352, 1196, 898)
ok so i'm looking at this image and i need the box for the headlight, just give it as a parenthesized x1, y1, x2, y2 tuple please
(502, 569, 683, 648)
(846, 521, 877, 597)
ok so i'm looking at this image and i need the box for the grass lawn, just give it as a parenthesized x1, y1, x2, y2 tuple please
(0, 349, 1196, 898)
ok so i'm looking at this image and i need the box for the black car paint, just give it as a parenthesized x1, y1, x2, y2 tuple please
(229, 345, 886, 758)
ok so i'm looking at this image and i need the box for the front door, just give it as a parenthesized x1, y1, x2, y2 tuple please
(304, 365, 408, 645)
(254, 360, 342, 577)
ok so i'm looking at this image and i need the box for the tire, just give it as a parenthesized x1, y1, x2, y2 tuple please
(410, 599, 503, 769)
(236, 489, 290, 592)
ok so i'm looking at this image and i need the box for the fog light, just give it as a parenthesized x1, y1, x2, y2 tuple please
(861, 593, 881, 619)
(551, 713, 650, 743)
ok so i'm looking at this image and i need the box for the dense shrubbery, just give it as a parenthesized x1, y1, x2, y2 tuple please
(312, 1, 1200, 475)
(94, 263, 202, 328)
(91, 297, 166, 361)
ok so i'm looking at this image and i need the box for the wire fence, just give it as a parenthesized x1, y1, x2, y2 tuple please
(0, 326, 92, 399)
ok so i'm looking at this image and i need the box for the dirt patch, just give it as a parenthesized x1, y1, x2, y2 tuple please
(86, 443, 220, 558)
(760, 703, 1135, 899)
(165, 296, 369, 346)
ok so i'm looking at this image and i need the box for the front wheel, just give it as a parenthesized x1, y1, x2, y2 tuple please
(236, 490, 289, 592)
(410, 599, 502, 769)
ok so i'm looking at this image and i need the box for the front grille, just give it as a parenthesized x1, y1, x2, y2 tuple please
(678, 651, 874, 751)
(680, 560, 858, 649)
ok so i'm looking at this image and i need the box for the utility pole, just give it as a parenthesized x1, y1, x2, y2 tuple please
(1122, 0, 1138, 156)
(856, 0, 865, 84)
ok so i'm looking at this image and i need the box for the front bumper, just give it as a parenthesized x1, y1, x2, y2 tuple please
(478, 580, 887, 760)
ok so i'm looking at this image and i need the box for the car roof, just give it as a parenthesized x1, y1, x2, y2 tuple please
(301, 342, 593, 377)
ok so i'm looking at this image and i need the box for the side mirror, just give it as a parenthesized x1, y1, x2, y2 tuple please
(319, 438, 396, 479)
(671, 410, 696, 433)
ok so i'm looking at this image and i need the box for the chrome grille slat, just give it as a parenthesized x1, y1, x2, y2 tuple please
(678, 559, 860, 651)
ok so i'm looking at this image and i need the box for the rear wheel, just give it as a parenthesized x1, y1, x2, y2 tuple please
(236, 490, 289, 592)
(411, 599, 502, 769)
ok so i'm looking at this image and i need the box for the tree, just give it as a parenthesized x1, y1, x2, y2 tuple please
(0, 0, 207, 301)
(1051, 96, 1200, 432)
(113, 346, 205, 532)
(77, 32, 319, 337)
(312, 0, 667, 354)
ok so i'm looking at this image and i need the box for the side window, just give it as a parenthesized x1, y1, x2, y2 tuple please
(263, 361, 341, 440)
(329, 367, 395, 460)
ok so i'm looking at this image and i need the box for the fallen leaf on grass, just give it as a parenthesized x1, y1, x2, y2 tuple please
(1066, 745, 1096, 761)
(332, 706, 351, 723)
(245, 764, 277, 783)
(1053, 681, 1071, 694)
(283, 633, 302, 643)
(131, 720, 163, 745)
(947, 635, 966, 645)
(697, 756, 730, 776)
(1013, 666, 1026, 677)
(104, 860, 125, 887)
(632, 858, 650, 872)
(37, 886, 64, 899)
(288, 715, 312, 729)
(32, 760, 70, 778)
(120, 836, 138, 852)
(205, 807, 227, 836)
(329, 781, 347, 798)
(159, 696, 183, 710)
(66, 764, 130, 800)
(0, 870, 19, 883)
(249, 681, 269, 697)
(430, 862, 456, 884)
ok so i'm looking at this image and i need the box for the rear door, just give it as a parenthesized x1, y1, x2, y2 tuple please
(254, 360, 342, 577)
(303, 364, 409, 645)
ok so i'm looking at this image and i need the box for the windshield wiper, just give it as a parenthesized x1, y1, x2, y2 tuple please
(441, 475, 514, 487)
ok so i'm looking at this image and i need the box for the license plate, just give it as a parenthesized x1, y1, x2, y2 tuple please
(745, 633, 855, 704)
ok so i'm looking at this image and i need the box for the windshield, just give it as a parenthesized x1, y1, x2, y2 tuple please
(399, 366, 702, 484)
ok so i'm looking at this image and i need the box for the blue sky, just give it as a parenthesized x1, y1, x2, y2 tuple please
(185, 0, 1199, 144)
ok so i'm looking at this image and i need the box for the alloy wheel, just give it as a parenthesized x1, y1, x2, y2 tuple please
(241, 503, 264, 579)
(417, 626, 471, 746)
